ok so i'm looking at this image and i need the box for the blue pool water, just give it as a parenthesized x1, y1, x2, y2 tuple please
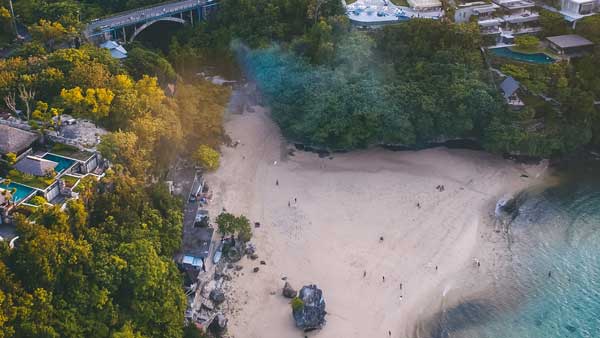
(42, 153, 76, 173)
(420, 162, 600, 338)
(489, 47, 555, 64)
(0, 182, 36, 203)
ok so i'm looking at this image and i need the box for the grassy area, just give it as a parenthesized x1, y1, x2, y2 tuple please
(7, 169, 55, 189)
(62, 175, 80, 188)
(345, 0, 357, 3)
(51, 143, 93, 161)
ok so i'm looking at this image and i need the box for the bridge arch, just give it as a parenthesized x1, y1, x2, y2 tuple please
(130, 17, 186, 43)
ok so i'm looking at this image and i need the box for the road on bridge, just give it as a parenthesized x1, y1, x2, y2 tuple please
(86, 0, 213, 36)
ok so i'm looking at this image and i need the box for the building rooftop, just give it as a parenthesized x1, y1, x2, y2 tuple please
(546, 34, 594, 49)
(408, 0, 442, 8)
(500, 76, 520, 99)
(0, 125, 38, 155)
(182, 227, 214, 258)
(100, 40, 128, 59)
(14, 156, 58, 177)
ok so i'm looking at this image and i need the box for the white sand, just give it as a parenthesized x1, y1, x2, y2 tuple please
(204, 108, 548, 338)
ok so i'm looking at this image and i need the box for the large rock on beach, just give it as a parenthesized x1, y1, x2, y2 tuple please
(282, 282, 297, 298)
(293, 284, 326, 331)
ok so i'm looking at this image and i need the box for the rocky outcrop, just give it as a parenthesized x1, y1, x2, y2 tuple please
(209, 313, 228, 335)
(282, 282, 297, 298)
(210, 289, 226, 305)
(293, 284, 326, 331)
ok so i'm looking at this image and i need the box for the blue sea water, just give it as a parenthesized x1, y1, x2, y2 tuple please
(425, 162, 600, 338)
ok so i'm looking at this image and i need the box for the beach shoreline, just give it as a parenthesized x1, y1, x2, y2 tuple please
(203, 106, 550, 338)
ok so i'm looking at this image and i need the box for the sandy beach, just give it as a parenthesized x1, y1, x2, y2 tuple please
(203, 107, 548, 338)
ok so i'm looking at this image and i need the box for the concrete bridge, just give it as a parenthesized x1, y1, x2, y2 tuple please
(84, 0, 218, 44)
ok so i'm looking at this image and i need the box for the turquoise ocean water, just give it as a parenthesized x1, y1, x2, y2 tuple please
(424, 160, 600, 338)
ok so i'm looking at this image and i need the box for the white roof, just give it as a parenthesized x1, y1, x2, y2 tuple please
(100, 40, 128, 59)
(408, 0, 442, 8)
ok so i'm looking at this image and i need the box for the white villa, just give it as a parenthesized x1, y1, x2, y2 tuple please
(558, 0, 598, 20)
(455, 0, 541, 44)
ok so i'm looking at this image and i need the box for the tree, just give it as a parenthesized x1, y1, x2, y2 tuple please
(60, 87, 115, 122)
(29, 19, 75, 50)
(215, 212, 252, 241)
(515, 35, 540, 51)
(193, 145, 220, 171)
(539, 9, 569, 37)
(5, 152, 17, 166)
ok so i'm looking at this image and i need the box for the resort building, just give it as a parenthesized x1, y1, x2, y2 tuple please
(557, 0, 598, 21)
(500, 76, 525, 108)
(0, 125, 38, 157)
(455, 0, 541, 43)
(546, 34, 595, 57)
(14, 156, 58, 177)
(345, 0, 443, 27)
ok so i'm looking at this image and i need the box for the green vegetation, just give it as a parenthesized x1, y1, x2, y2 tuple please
(194, 144, 220, 171)
(215, 212, 253, 242)
(242, 21, 504, 150)
(51, 143, 94, 161)
(61, 174, 79, 187)
(291, 296, 305, 312)
(514, 36, 541, 52)
(28, 195, 48, 206)
(7, 169, 55, 189)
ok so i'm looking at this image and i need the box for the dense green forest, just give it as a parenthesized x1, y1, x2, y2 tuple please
(0, 1, 228, 337)
(165, 0, 600, 156)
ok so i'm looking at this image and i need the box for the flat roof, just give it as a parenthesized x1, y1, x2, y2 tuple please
(546, 34, 594, 49)
(408, 0, 442, 8)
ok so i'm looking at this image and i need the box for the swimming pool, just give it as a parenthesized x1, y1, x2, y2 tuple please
(0, 182, 36, 203)
(42, 153, 76, 173)
(489, 47, 555, 64)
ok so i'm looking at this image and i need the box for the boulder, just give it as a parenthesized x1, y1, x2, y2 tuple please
(227, 247, 242, 262)
(282, 282, 297, 298)
(293, 284, 326, 331)
(253, 267, 260, 273)
(250, 253, 259, 260)
(209, 313, 228, 335)
(210, 289, 226, 305)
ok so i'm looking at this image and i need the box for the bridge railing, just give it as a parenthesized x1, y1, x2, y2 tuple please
(86, 0, 201, 25)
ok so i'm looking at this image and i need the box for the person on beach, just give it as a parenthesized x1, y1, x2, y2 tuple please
(435, 265, 438, 271)
(417, 202, 421, 208)
(364, 271, 367, 278)
(276, 180, 279, 186)
(380, 236, 384, 242)
(389, 330, 392, 336)
(288, 201, 291, 207)
(294, 197, 297, 203)
(383, 276, 385, 282)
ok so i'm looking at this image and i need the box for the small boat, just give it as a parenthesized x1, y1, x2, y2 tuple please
(213, 241, 224, 264)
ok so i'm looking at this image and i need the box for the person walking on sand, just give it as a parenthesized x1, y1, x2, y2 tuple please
(389, 330, 392, 336)
(288, 201, 291, 207)
(383, 276, 385, 282)
(276, 180, 279, 186)
(294, 197, 297, 203)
